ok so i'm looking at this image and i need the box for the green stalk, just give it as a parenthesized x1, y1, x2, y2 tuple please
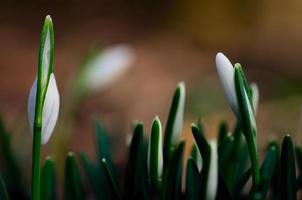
(234, 65, 260, 192)
(32, 125, 42, 200)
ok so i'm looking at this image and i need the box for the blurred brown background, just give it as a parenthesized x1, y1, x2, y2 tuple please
(1, 0, 302, 181)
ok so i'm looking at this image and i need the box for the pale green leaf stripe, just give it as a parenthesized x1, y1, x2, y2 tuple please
(148, 116, 163, 189)
(164, 82, 185, 158)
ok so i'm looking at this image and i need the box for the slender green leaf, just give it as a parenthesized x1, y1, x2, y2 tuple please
(295, 146, 302, 189)
(64, 152, 84, 200)
(41, 157, 56, 200)
(123, 122, 146, 199)
(218, 135, 234, 189)
(280, 135, 296, 200)
(216, 170, 233, 200)
(269, 141, 280, 200)
(234, 65, 260, 190)
(164, 82, 185, 160)
(0, 176, 9, 200)
(257, 145, 278, 199)
(162, 141, 185, 200)
(186, 158, 201, 200)
(93, 119, 116, 177)
(191, 124, 210, 199)
(0, 117, 26, 199)
(94, 118, 121, 193)
(101, 159, 121, 200)
(232, 168, 251, 198)
(231, 139, 249, 191)
(148, 117, 163, 194)
(79, 152, 105, 199)
(218, 121, 228, 146)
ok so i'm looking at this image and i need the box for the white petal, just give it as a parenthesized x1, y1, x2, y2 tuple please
(28, 73, 60, 144)
(250, 83, 259, 114)
(206, 140, 218, 200)
(171, 82, 186, 145)
(82, 44, 135, 92)
(215, 53, 238, 115)
(28, 78, 37, 135)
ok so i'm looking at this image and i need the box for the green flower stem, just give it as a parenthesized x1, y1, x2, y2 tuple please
(234, 65, 260, 192)
(32, 125, 42, 200)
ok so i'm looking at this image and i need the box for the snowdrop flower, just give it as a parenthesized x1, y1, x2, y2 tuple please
(28, 15, 59, 144)
(148, 117, 163, 186)
(215, 53, 259, 116)
(206, 140, 218, 200)
(28, 74, 59, 144)
(77, 44, 135, 93)
(215, 53, 238, 115)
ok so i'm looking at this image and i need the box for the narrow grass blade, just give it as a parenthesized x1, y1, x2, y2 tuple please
(218, 121, 228, 146)
(191, 124, 210, 199)
(148, 117, 163, 194)
(232, 168, 251, 198)
(123, 122, 146, 199)
(218, 135, 234, 173)
(186, 158, 201, 200)
(280, 135, 296, 200)
(64, 152, 84, 200)
(231, 140, 249, 191)
(93, 119, 116, 176)
(234, 65, 260, 190)
(101, 158, 121, 200)
(218, 134, 235, 190)
(256, 145, 278, 199)
(162, 141, 185, 200)
(163, 82, 185, 160)
(79, 152, 105, 199)
(216, 170, 233, 200)
(268, 140, 280, 200)
(41, 157, 56, 200)
(0, 118, 26, 199)
(0, 176, 9, 200)
(295, 146, 302, 189)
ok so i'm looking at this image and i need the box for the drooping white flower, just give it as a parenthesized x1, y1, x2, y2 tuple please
(28, 15, 59, 145)
(28, 73, 60, 144)
(215, 52, 238, 115)
(148, 116, 163, 182)
(215, 53, 260, 117)
(206, 140, 218, 200)
(78, 44, 135, 93)
(170, 82, 186, 145)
